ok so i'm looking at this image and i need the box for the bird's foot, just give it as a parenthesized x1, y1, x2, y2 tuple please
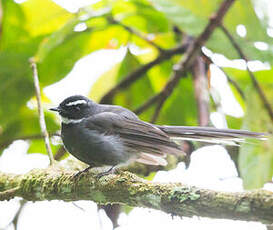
(72, 166, 93, 179)
(96, 166, 117, 179)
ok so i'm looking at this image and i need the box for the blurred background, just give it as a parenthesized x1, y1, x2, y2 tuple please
(0, 0, 272, 229)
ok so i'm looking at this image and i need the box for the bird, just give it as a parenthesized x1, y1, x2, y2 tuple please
(50, 95, 266, 176)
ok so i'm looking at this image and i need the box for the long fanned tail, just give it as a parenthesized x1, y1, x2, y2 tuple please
(157, 125, 267, 145)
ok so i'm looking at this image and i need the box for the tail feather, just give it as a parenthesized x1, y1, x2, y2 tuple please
(157, 125, 267, 144)
(136, 153, 168, 166)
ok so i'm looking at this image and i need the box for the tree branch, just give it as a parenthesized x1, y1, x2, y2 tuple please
(30, 59, 55, 165)
(134, 92, 164, 115)
(0, 186, 20, 201)
(0, 168, 272, 223)
(220, 25, 273, 122)
(192, 56, 210, 126)
(98, 204, 121, 228)
(148, 36, 194, 123)
(223, 69, 246, 100)
(54, 146, 67, 161)
(150, 97, 165, 123)
(135, 0, 236, 115)
(4, 199, 27, 230)
(100, 44, 188, 104)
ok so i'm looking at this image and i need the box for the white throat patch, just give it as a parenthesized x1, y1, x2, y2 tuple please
(66, 99, 87, 107)
(61, 116, 85, 124)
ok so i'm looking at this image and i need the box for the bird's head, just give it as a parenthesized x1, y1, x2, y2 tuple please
(50, 95, 94, 123)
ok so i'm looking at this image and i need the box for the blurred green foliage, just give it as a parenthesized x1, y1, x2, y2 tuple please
(239, 88, 273, 189)
(0, 0, 272, 189)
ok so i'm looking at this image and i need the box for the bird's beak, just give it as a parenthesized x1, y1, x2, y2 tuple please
(49, 107, 60, 112)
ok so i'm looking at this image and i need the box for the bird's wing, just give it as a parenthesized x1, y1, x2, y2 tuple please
(99, 104, 140, 120)
(84, 112, 184, 158)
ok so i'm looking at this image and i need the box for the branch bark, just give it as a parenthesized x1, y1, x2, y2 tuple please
(0, 168, 272, 224)
(192, 56, 210, 126)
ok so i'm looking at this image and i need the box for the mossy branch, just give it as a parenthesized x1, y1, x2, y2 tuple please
(0, 166, 272, 224)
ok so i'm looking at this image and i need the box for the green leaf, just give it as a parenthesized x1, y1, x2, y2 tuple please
(224, 68, 273, 98)
(238, 88, 273, 189)
(38, 25, 129, 87)
(89, 48, 156, 120)
(0, 52, 33, 125)
(28, 139, 61, 155)
(89, 61, 121, 103)
(0, 0, 74, 127)
(224, 0, 271, 43)
(158, 75, 198, 126)
(0, 0, 73, 50)
(119, 0, 170, 33)
(148, 61, 173, 92)
(169, 0, 221, 18)
(35, 10, 111, 62)
(114, 51, 155, 110)
(35, 17, 80, 62)
(149, 0, 207, 36)
(0, 0, 29, 50)
(20, 0, 73, 37)
(226, 115, 243, 130)
(0, 109, 59, 155)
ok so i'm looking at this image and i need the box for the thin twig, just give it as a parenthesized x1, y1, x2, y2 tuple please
(109, 17, 164, 52)
(202, 54, 245, 99)
(100, 44, 188, 104)
(54, 146, 67, 161)
(135, 0, 236, 115)
(150, 97, 165, 123)
(220, 25, 273, 122)
(134, 93, 161, 114)
(30, 59, 55, 165)
(149, 36, 194, 122)
(0, 187, 20, 200)
(223, 69, 245, 100)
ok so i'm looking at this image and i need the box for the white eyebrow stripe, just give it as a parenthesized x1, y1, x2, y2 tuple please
(61, 116, 85, 124)
(66, 100, 87, 106)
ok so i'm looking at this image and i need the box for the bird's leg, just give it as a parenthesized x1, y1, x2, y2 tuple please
(72, 165, 94, 179)
(96, 165, 117, 178)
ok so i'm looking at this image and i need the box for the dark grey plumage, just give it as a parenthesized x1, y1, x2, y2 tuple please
(50, 95, 266, 169)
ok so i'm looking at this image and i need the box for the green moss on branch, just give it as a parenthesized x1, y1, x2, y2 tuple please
(0, 166, 272, 224)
